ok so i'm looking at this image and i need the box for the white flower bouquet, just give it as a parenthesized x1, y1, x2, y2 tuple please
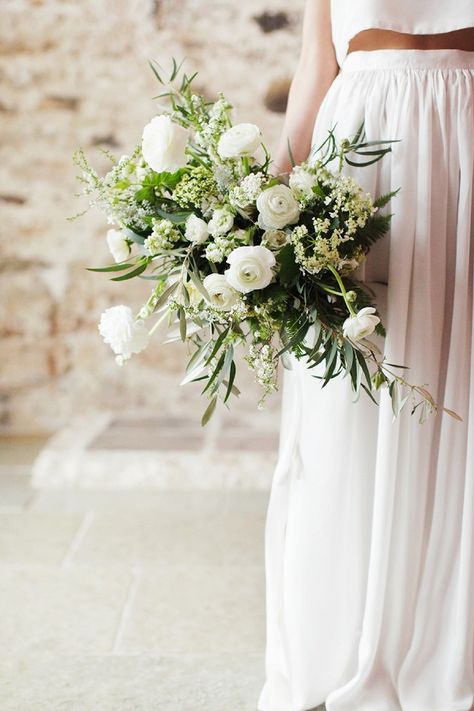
(74, 60, 456, 425)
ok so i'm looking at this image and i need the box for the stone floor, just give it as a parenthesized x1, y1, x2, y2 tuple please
(0, 437, 326, 711)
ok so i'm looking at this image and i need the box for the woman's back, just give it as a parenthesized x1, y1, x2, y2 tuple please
(331, 0, 474, 65)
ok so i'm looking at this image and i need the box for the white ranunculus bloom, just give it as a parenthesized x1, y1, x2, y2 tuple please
(343, 307, 380, 342)
(185, 214, 209, 244)
(141, 115, 189, 173)
(106, 229, 131, 263)
(217, 123, 262, 159)
(225, 245, 276, 294)
(202, 273, 239, 311)
(208, 207, 234, 236)
(256, 184, 300, 229)
(289, 166, 317, 200)
(98, 305, 150, 362)
(262, 229, 290, 250)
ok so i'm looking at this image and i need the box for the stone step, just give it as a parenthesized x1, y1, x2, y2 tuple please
(31, 412, 279, 490)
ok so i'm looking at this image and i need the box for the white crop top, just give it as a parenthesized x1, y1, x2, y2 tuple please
(330, 0, 474, 67)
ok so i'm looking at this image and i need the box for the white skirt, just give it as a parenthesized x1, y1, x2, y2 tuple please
(258, 49, 474, 711)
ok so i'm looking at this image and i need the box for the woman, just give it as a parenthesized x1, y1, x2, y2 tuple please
(258, 2, 474, 710)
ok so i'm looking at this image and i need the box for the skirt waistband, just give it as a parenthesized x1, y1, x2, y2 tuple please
(341, 48, 474, 73)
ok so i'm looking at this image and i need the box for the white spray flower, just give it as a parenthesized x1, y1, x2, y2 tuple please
(256, 184, 300, 229)
(106, 229, 131, 263)
(217, 123, 262, 159)
(98, 305, 150, 363)
(289, 166, 318, 201)
(202, 273, 240, 311)
(225, 245, 276, 293)
(185, 214, 209, 244)
(208, 207, 234, 236)
(343, 307, 380, 342)
(141, 115, 189, 173)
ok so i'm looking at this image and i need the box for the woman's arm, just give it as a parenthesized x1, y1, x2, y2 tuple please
(273, 0, 339, 174)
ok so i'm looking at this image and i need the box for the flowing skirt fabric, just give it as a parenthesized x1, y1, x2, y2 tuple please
(258, 49, 474, 711)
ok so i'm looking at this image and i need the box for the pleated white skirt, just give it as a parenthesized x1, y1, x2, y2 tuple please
(258, 49, 474, 711)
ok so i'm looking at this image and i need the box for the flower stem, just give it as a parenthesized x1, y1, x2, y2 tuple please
(326, 264, 357, 316)
(149, 308, 170, 336)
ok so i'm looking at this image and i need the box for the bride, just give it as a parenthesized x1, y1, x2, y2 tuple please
(258, 2, 474, 710)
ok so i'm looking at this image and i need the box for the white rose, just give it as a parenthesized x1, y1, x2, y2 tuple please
(202, 273, 239, 311)
(208, 207, 234, 236)
(225, 245, 276, 294)
(217, 123, 262, 159)
(98, 305, 150, 362)
(141, 115, 189, 173)
(256, 184, 300, 229)
(343, 307, 380, 342)
(185, 214, 209, 244)
(106, 229, 131, 263)
(262, 229, 290, 250)
(289, 166, 317, 200)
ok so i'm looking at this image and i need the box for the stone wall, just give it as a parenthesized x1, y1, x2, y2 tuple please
(1, 0, 305, 433)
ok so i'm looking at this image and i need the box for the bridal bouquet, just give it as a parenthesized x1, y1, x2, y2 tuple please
(73, 60, 454, 425)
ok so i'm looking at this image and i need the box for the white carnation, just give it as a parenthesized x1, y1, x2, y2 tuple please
(208, 207, 234, 236)
(98, 305, 150, 362)
(202, 273, 239, 311)
(343, 307, 380, 342)
(217, 123, 262, 159)
(225, 245, 276, 294)
(289, 166, 317, 200)
(256, 184, 300, 229)
(106, 229, 131, 263)
(185, 214, 209, 244)
(141, 115, 189, 173)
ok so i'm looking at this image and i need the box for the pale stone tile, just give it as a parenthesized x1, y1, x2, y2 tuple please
(73, 506, 265, 567)
(0, 567, 132, 655)
(30, 489, 231, 514)
(0, 512, 83, 565)
(31, 489, 269, 520)
(0, 653, 265, 711)
(0, 471, 35, 509)
(119, 565, 265, 655)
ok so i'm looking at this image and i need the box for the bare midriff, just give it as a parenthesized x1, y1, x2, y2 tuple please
(348, 27, 474, 54)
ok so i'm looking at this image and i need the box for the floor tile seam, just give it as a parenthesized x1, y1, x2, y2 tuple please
(1, 651, 264, 660)
(0, 563, 265, 571)
(61, 510, 96, 568)
(111, 565, 143, 655)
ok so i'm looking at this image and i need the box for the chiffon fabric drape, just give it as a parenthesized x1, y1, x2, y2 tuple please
(258, 49, 474, 711)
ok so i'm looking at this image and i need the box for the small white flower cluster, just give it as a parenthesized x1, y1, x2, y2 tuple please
(322, 173, 376, 239)
(245, 342, 278, 406)
(195, 95, 232, 151)
(229, 172, 265, 209)
(77, 148, 156, 231)
(212, 164, 234, 193)
(145, 219, 181, 254)
(292, 224, 365, 275)
(205, 228, 250, 263)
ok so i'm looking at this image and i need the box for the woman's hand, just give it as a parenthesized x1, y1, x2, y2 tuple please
(273, 0, 339, 174)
